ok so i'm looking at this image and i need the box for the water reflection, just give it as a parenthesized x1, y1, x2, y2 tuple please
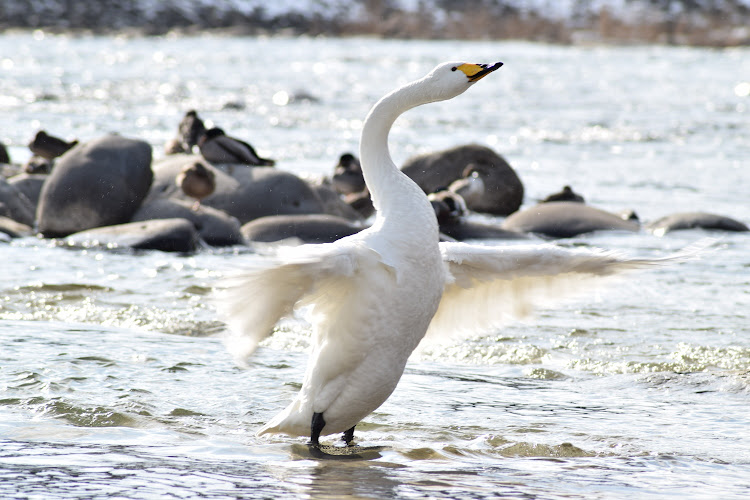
(270, 452, 403, 499)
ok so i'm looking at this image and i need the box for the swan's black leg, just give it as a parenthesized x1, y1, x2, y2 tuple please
(342, 425, 356, 446)
(309, 412, 326, 446)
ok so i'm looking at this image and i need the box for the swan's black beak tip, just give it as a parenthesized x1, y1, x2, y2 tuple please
(466, 62, 503, 82)
(483, 62, 503, 75)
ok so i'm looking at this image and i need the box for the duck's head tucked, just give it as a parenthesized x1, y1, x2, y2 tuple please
(419, 61, 503, 102)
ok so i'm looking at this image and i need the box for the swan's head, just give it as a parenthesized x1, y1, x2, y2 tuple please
(421, 61, 503, 102)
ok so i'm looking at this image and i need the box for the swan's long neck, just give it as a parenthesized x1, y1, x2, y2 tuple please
(359, 80, 438, 228)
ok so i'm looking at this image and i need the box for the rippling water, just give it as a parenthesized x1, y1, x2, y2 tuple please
(1, 33, 749, 498)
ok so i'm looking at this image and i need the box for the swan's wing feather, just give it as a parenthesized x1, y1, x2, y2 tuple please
(421, 241, 685, 349)
(214, 242, 368, 362)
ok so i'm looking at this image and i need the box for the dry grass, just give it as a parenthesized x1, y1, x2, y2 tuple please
(2, 1, 748, 46)
(337, 4, 749, 47)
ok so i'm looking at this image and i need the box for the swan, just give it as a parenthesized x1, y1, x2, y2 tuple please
(216, 61, 685, 447)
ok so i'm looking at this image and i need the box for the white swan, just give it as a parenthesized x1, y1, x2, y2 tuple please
(216, 61, 680, 446)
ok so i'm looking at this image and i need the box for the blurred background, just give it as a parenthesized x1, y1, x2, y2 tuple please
(2, 0, 749, 46)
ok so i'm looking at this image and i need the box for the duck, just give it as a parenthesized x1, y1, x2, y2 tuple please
(175, 161, 216, 210)
(0, 141, 10, 164)
(165, 110, 207, 154)
(216, 61, 682, 449)
(331, 153, 365, 195)
(28, 131, 78, 160)
(401, 144, 524, 215)
(429, 190, 527, 241)
(429, 189, 468, 224)
(199, 127, 275, 166)
(175, 110, 206, 154)
(447, 164, 484, 206)
(24, 156, 52, 174)
(541, 185, 585, 203)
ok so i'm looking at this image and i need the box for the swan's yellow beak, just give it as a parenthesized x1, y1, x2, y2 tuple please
(456, 62, 503, 82)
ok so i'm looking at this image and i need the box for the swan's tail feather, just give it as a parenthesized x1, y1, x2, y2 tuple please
(256, 399, 310, 438)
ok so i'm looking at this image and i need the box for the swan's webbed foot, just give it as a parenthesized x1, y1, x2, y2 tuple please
(342, 425, 355, 446)
(309, 412, 326, 447)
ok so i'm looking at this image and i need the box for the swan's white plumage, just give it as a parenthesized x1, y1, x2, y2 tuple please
(420, 242, 672, 349)
(219, 229, 443, 437)
(215, 61, 688, 442)
(217, 242, 366, 363)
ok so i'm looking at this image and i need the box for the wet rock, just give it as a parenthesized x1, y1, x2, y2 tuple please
(647, 212, 749, 235)
(66, 218, 200, 253)
(0, 215, 33, 238)
(241, 214, 363, 244)
(7, 173, 47, 209)
(401, 144, 524, 216)
(132, 198, 243, 247)
(147, 155, 326, 224)
(23, 156, 53, 174)
(1, 163, 23, 179)
(502, 201, 640, 238)
(310, 181, 363, 221)
(439, 219, 529, 241)
(207, 166, 325, 223)
(36, 135, 153, 237)
(0, 177, 36, 226)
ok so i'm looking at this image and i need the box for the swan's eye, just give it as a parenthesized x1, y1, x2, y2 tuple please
(451, 67, 457, 71)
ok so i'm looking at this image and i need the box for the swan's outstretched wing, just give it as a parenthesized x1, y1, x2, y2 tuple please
(420, 241, 682, 349)
(214, 241, 374, 363)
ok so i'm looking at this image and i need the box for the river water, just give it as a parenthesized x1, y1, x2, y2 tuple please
(1, 33, 749, 499)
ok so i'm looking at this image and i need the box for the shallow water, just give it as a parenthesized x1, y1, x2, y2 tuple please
(1, 33, 749, 498)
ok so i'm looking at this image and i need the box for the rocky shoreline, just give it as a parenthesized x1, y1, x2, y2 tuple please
(1, 0, 749, 46)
